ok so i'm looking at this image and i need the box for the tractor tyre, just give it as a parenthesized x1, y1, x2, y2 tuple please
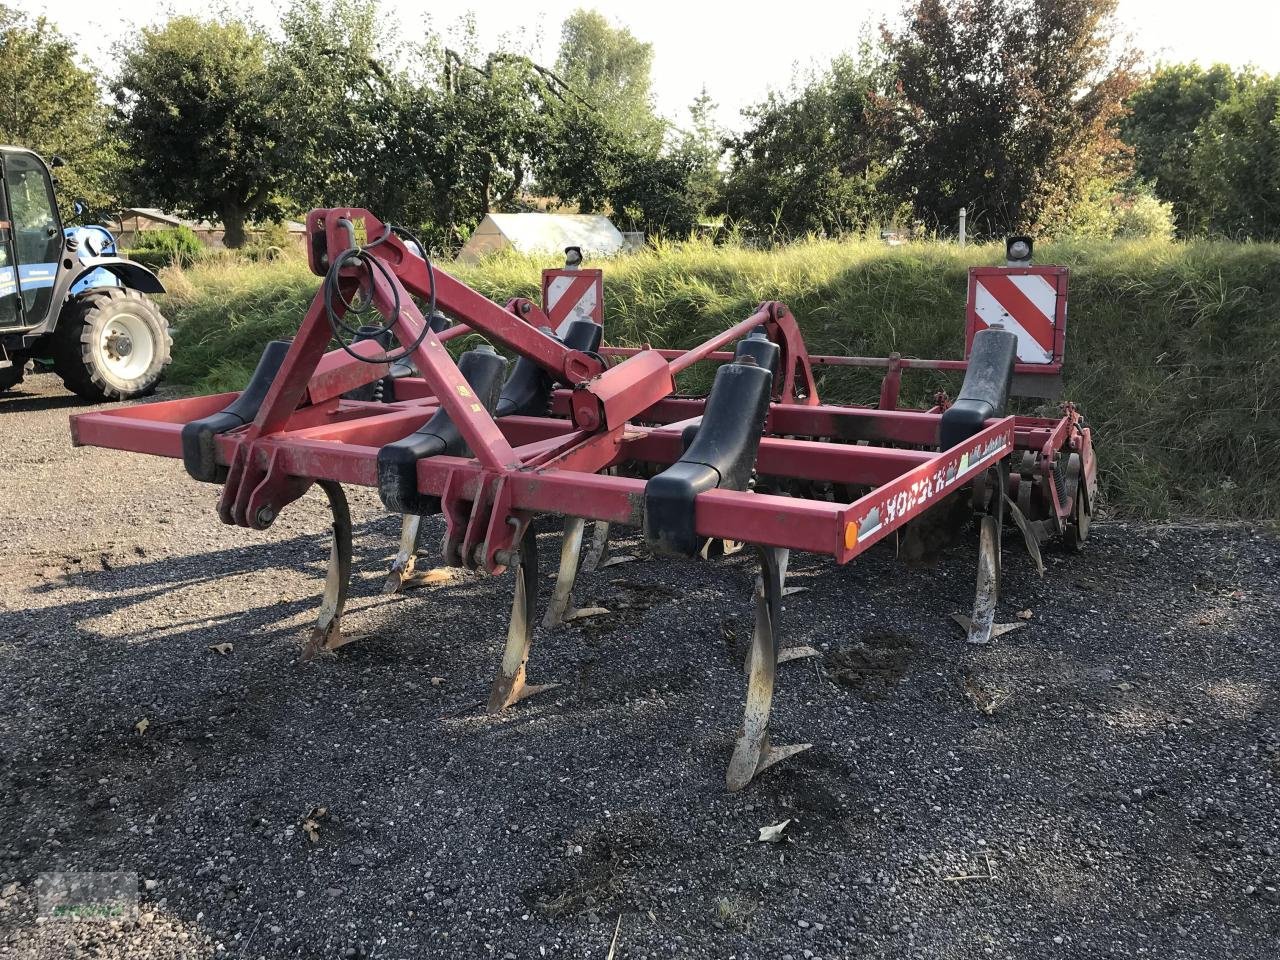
(0, 358, 25, 393)
(53, 289, 172, 401)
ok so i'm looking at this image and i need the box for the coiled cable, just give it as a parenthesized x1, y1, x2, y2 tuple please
(323, 222, 437, 364)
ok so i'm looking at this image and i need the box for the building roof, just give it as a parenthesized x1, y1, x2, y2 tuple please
(458, 213, 624, 262)
(121, 209, 306, 234)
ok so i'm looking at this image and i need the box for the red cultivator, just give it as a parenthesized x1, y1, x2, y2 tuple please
(71, 211, 1097, 790)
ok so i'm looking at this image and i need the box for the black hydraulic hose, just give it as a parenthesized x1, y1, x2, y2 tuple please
(323, 223, 437, 365)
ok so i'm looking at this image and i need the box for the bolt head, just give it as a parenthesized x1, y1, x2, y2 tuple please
(255, 506, 275, 526)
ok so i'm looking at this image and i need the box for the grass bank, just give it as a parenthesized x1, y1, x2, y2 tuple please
(159, 238, 1280, 521)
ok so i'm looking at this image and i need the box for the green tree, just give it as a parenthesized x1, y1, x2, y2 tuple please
(0, 5, 121, 214)
(679, 87, 724, 219)
(608, 150, 702, 236)
(537, 101, 625, 214)
(555, 9, 663, 151)
(113, 16, 288, 247)
(354, 27, 573, 251)
(874, 0, 1139, 237)
(275, 0, 386, 211)
(1121, 63, 1243, 234)
(723, 50, 905, 238)
(1191, 75, 1280, 239)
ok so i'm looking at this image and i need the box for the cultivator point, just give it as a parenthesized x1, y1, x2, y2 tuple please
(71, 209, 1097, 790)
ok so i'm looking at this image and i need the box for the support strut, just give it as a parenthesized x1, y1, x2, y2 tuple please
(726, 546, 812, 791)
(301, 480, 355, 660)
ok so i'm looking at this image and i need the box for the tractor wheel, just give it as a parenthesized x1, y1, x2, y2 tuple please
(53, 289, 172, 401)
(0, 358, 25, 393)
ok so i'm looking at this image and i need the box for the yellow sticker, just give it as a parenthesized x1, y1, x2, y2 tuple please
(352, 216, 367, 248)
(471, 403, 482, 412)
(456, 385, 472, 398)
(844, 521, 859, 551)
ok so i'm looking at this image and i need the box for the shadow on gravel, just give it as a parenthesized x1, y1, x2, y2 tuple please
(0, 387, 92, 415)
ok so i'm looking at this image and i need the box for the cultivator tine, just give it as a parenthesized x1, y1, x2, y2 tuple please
(580, 521, 636, 573)
(383, 514, 423, 593)
(383, 514, 457, 593)
(488, 527, 560, 711)
(727, 546, 812, 792)
(543, 516, 586, 627)
(953, 514, 1023, 645)
(1003, 493, 1046, 577)
(699, 538, 745, 560)
(301, 480, 356, 661)
(742, 549, 814, 668)
(540, 517, 609, 627)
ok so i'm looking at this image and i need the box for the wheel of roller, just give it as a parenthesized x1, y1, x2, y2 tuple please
(1063, 453, 1091, 553)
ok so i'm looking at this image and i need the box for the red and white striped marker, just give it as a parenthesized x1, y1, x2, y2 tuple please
(541, 268, 604, 327)
(966, 267, 1067, 366)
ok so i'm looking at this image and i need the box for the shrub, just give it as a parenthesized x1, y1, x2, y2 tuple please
(127, 225, 204, 265)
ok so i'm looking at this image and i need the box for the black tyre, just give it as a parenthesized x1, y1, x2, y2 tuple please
(0, 358, 25, 393)
(53, 288, 172, 401)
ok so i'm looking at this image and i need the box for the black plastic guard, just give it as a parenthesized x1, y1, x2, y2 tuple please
(377, 347, 508, 514)
(675, 330, 780, 451)
(644, 359, 773, 557)
(494, 318, 602, 418)
(181, 340, 291, 483)
(734, 327, 780, 376)
(939, 328, 1017, 450)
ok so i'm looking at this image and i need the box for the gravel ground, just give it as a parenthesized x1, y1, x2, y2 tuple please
(1, 375, 1278, 960)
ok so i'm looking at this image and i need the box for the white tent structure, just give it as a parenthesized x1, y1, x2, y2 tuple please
(457, 213, 625, 263)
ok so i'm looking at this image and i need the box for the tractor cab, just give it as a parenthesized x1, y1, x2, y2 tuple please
(0, 147, 62, 330)
(0, 146, 171, 401)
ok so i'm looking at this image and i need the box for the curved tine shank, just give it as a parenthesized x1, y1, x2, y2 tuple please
(581, 520, 636, 573)
(301, 480, 355, 661)
(383, 514, 424, 594)
(580, 520, 610, 573)
(488, 527, 559, 711)
(743, 549, 817, 672)
(952, 513, 1024, 644)
(1003, 492, 1045, 577)
(542, 516, 586, 628)
(727, 546, 811, 791)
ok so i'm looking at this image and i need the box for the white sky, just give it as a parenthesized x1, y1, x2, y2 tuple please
(21, 0, 1280, 132)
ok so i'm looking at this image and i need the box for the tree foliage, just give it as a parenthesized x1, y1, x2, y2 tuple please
(113, 16, 289, 247)
(0, 5, 121, 214)
(1191, 75, 1280, 240)
(555, 9, 663, 151)
(723, 51, 905, 239)
(275, 0, 386, 213)
(1121, 63, 1243, 234)
(873, 0, 1139, 237)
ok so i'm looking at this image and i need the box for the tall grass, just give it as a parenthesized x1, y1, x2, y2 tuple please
(160, 237, 1280, 521)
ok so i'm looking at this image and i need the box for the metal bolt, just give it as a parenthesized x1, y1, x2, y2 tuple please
(520, 302, 531, 315)
(255, 506, 275, 526)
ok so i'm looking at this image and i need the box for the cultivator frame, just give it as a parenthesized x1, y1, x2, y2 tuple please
(71, 208, 1096, 791)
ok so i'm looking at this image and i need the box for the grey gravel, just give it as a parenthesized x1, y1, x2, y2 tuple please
(1, 377, 1278, 959)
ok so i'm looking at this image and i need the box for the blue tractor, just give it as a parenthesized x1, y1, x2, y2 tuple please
(0, 146, 171, 401)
